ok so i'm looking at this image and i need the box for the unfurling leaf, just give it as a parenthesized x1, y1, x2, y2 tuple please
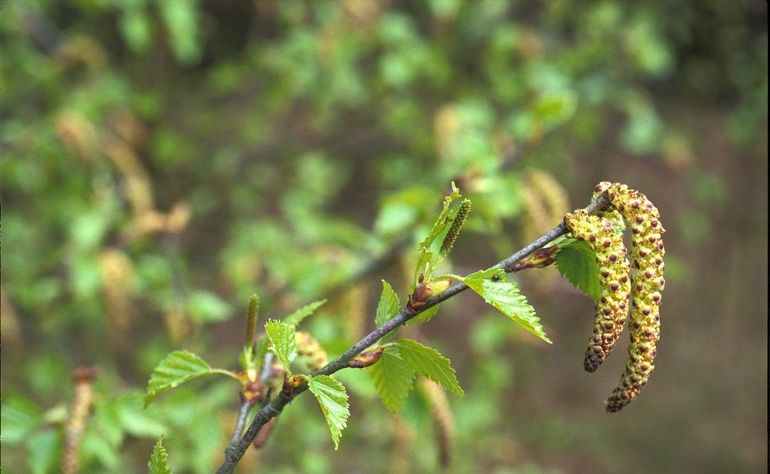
(414, 182, 462, 284)
(144, 351, 239, 407)
(307, 375, 350, 450)
(148, 437, 172, 474)
(555, 239, 602, 300)
(462, 268, 551, 343)
(367, 347, 416, 412)
(375, 280, 401, 327)
(264, 320, 297, 373)
(395, 339, 464, 397)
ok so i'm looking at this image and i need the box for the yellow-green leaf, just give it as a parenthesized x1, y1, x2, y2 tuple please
(367, 347, 415, 412)
(264, 319, 298, 373)
(555, 239, 602, 300)
(395, 339, 464, 397)
(375, 280, 401, 327)
(148, 437, 172, 474)
(462, 269, 551, 343)
(307, 375, 350, 450)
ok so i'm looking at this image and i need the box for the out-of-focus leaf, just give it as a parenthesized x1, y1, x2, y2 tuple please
(158, 0, 200, 64)
(115, 392, 167, 437)
(144, 351, 238, 406)
(186, 290, 232, 323)
(1, 396, 42, 444)
(26, 429, 61, 474)
(120, 6, 152, 54)
(283, 299, 327, 326)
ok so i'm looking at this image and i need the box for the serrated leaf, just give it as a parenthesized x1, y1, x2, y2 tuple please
(462, 269, 551, 343)
(283, 299, 327, 326)
(264, 320, 297, 373)
(144, 351, 237, 407)
(395, 339, 464, 397)
(375, 280, 401, 327)
(148, 437, 172, 474)
(555, 240, 602, 300)
(307, 375, 350, 450)
(367, 347, 416, 412)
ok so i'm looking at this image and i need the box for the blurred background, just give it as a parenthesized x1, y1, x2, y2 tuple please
(1, 1, 767, 473)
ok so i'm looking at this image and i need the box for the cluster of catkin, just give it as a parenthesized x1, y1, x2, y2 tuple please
(563, 182, 665, 412)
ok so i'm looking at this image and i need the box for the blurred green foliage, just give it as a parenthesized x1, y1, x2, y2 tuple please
(1, 0, 766, 473)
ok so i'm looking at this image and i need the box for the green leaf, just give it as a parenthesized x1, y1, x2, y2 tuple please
(415, 183, 462, 283)
(555, 240, 602, 300)
(1, 396, 42, 444)
(412, 303, 440, 324)
(367, 347, 416, 412)
(186, 290, 232, 323)
(115, 393, 167, 437)
(26, 429, 61, 474)
(264, 320, 297, 373)
(144, 350, 238, 407)
(307, 375, 350, 450)
(148, 437, 172, 474)
(395, 339, 464, 397)
(375, 280, 401, 327)
(462, 269, 551, 343)
(283, 299, 327, 326)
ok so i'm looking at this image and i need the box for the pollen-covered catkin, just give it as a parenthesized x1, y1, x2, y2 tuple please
(295, 331, 328, 371)
(563, 210, 631, 372)
(600, 182, 665, 412)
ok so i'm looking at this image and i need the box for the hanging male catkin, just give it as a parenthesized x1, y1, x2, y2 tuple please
(563, 210, 631, 372)
(598, 182, 665, 412)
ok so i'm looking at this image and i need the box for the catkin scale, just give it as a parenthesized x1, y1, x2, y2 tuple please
(563, 210, 631, 372)
(598, 182, 665, 412)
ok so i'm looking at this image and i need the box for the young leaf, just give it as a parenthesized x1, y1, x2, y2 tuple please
(555, 240, 602, 300)
(307, 375, 350, 450)
(462, 269, 551, 343)
(395, 339, 464, 397)
(264, 320, 298, 373)
(375, 280, 401, 327)
(414, 183, 462, 283)
(412, 304, 440, 324)
(367, 347, 416, 412)
(144, 351, 239, 407)
(148, 437, 172, 474)
(283, 299, 327, 326)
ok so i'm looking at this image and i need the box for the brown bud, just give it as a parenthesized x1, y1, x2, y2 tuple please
(348, 347, 385, 368)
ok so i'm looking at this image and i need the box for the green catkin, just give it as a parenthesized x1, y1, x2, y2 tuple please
(563, 210, 632, 372)
(599, 182, 665, 412)
(440, 199, 471, 256)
